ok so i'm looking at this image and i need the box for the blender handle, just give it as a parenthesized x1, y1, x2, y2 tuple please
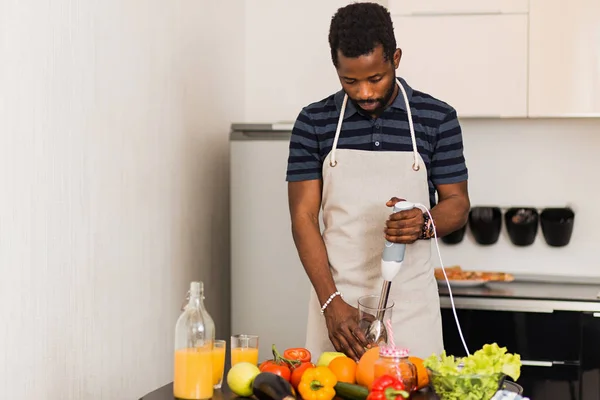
(381, 201, 415, 281)
(374, 201, 416, 322)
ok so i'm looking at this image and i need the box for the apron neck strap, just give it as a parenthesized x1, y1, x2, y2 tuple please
(398, 81, 420, 172)
(329, 94, 348, 167)
(330, 81, 420, 171)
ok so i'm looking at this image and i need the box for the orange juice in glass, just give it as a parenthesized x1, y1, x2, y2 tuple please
(212, 340, 226, 389)
(173, 345, 213, 400)
(231, 334, 259, 366)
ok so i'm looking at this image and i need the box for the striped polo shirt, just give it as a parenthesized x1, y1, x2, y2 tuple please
(285, 77, 468, 207)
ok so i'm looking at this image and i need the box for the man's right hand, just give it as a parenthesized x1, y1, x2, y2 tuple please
(323, 297, 369, 361)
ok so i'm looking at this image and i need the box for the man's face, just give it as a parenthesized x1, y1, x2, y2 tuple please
(335, 45, 401, 117)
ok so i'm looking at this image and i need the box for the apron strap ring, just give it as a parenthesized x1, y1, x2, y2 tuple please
(412, 162, 420, 171)
(330, 160, 338, 167)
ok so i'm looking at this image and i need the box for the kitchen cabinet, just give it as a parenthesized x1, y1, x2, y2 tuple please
(392, 14, 528, 117)
(388, 0, 529, 15)
(528, 0, 600, 117)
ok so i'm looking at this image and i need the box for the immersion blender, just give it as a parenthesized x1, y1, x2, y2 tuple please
(365, 200, 416, 344)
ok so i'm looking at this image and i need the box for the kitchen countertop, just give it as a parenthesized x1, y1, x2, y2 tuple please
(437, 275, 600, 313)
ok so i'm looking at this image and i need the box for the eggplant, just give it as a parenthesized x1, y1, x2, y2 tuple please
(252, 372, 296, 400)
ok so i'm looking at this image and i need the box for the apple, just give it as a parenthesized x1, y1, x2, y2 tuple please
(316, 351, 347, 367)
(227, 362, 261, 397)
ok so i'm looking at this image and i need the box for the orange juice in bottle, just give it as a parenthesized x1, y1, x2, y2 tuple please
(174, 347, 213, 399)
(174, 282, 215, 399)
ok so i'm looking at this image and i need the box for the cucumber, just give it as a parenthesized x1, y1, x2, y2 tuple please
(334, 382, 369, 400)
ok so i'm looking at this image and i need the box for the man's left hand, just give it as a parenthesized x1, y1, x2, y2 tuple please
(384, 197, 423, 244)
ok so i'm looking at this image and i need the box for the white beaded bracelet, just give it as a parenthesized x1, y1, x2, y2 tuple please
(320, 291, 343, 314)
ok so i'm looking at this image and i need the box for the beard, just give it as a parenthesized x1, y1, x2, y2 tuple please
(350, 75, 397, 116)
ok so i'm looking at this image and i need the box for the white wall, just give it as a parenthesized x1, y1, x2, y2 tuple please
(244, 0, 388, 123)
(441, 118, 600, 278)
(0, 1, 243, 399)
(242, 0, 600, 278)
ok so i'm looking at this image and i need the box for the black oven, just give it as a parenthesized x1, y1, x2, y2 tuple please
(440, 308, 600, 399)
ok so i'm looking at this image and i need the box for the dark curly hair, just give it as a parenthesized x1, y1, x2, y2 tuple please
(328, 2, 397, 68)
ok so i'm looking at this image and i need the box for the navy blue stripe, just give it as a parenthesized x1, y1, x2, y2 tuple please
(436, 142, 463, 152)
(432, 157, 465, 168)
(287, 167, 322, 175)
(434, 170, 468, 180)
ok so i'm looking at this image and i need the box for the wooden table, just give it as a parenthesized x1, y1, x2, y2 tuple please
(139, 382, 439, 400)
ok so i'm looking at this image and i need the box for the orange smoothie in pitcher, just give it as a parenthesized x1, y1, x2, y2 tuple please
(174, 347, 213, 400)
(231, 347, 259, 366)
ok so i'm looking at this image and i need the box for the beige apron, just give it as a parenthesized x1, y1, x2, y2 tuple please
(304, 81, 444, 360)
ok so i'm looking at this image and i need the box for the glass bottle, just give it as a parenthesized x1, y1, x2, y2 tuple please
(173, 281, 215, 400)
(373, 347, 417, 392)
(181, 283, 216, 340)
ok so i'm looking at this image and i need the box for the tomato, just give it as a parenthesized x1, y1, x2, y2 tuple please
(290, 361, 315, 390)
(259, 360, 291, 381)
(283, 347, 312, 364)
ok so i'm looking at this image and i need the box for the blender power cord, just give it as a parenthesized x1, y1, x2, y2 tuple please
(414, 203, 471, 357)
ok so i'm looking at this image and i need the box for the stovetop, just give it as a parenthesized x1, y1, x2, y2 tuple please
(438, 276, 600, 303)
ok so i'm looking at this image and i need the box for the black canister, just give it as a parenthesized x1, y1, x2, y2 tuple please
(540, 208, 575, 247)
(468, 206, 502, 245)
(505, 207, 539, 246)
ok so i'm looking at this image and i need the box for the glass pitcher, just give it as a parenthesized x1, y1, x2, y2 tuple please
(173, 281, 215, 400)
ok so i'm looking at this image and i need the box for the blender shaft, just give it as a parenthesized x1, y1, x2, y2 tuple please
(376, 280, 391, 320)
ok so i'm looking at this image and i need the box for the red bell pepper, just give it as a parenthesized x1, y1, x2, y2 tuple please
(366, 375, 409, 400)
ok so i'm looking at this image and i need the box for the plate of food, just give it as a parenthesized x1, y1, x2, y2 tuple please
(435, 266, 515, 287)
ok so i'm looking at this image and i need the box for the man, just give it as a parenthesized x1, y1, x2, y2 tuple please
(286, 2, 470, 362)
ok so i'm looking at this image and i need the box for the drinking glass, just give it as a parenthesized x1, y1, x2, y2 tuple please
(212, 340, 226, 389)
(357, 295, 395, 345)
(230, 334, 259, 366)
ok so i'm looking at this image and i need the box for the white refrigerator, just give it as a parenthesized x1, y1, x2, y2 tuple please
(230, 123, 312, 361)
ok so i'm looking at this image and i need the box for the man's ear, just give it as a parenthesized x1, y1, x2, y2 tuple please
(393, 48, 402, 69)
